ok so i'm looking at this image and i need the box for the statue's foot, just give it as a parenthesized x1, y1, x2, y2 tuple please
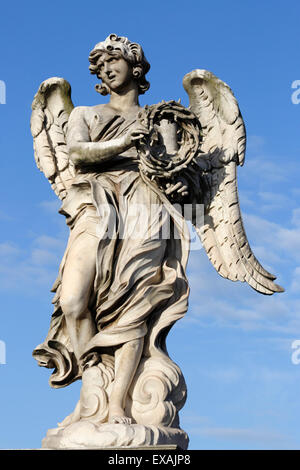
(108, 405, 132, 425)
(109, 415, 132, 425)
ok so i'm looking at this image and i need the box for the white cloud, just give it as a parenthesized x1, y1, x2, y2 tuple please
(39, 199, 61, 214)
(183, 413, 294, 447)
(0, 242, 21, 258)
(30, 235, 66, 266)
(246, 135, 265, 151)
(292, 208, 300, 227)
(239, 190, 256, 208)
(243, 158, 290, 183)
(0, 210, 13, 221)
(291, 267, 300, 293)
(186, 229, 300, 334)
(31, 248, 61, 266)
(250, 244, 282, 266)
(292, 188, 300, 197)
(191, 426, 290, 445)
(257, 191, 293, 212)
(239, 140, 300, 216)
(198, 363, 298, 386)
(240, 190, 294, 216)
(244, 213, 300, 262)
(0, 233, 67, 293)
(188, 277, 300, 334)
(205, 367, 242, 383)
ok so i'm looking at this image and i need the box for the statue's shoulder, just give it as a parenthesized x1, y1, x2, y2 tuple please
(69, 105, 94, 121)
(69, 104, 114, 124)
(68, 105, 103, 130)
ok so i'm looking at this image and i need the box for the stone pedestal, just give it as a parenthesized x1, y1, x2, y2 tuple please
(42, 422, 188, 449)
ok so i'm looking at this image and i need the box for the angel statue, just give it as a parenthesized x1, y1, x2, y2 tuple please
(30, 34, 283, 449)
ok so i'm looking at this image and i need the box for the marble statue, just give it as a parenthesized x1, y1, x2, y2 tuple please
(30, 34, 283, 449)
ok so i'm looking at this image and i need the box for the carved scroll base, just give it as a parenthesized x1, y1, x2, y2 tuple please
(42, 422, 188, 449)
(40, 349, 189, 449)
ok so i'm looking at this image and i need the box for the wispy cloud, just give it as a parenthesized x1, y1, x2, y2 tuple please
(290, 267, 300, 293)
(0, 242, 21, 258)
(0, 210, 14, 221)
(204, 367, 242, 383)
(244, 212, 300, 262)
(246, 135, 266, 151)
(244, 158, 291, 184)
(183, 414, 296, 448)
(191, 426, 291, 445)
(0, 233, 67, 293)
(292, 208, 300, 227)
(186, 206, 300, 334)
(257, 191, 293, 212)
(38, 199, 61, 214)
(30, 235, 66, 266)
(0, 197, 69, 293)
(198, 363, 298, 385)
(187, 269, 300, 334)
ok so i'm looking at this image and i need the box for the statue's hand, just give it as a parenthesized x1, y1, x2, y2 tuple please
(124, 123, 149, 148)
(165, 177, 189, 198)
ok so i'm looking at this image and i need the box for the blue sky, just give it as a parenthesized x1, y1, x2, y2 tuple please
(0, 0, 300, 450)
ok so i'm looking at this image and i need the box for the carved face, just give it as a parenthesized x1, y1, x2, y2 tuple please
(98, 52, 134, 93)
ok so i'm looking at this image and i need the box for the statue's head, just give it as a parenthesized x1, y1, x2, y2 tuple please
(89, 34, 150, 96)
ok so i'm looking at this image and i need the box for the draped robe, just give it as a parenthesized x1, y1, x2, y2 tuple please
(33, 105, 191, 388)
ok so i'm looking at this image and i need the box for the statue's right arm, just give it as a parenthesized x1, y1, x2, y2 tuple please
(67, 107, 131, 167)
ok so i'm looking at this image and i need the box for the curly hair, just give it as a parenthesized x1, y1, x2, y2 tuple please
(89, 34, 150, 96)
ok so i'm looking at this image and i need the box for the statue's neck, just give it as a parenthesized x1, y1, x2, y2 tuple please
(109, 84, 140, 114)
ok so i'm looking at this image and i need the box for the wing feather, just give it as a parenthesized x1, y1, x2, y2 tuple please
(183, 70, 283, 295)
(30, 77, 75, 199)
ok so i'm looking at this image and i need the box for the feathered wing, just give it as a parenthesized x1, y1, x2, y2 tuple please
(183, 69, 284, 295)
(30, 77, 75, 200)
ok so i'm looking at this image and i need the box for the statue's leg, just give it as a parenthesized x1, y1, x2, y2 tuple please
(108, 337, 144, 424)
(60, 231, 98, 361)
(104, 177, 164, 424)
